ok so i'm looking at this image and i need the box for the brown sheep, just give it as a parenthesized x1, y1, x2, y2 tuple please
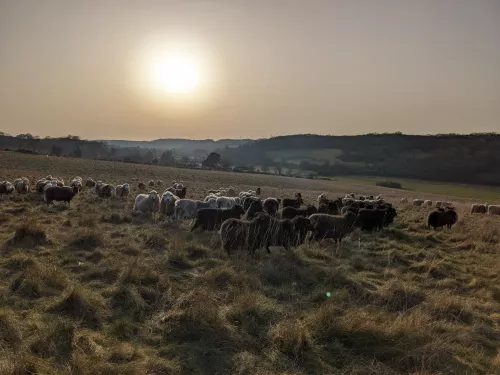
(43, 186, 77, 205)
(148, 180, 155, 187)
(309, 212, 358, 244)
(282, 192, 304, 209)
(138, 182, 146, 189)
(220, 214, 272, 255)
(166, 186, 187, 199)
(428, 208, 458, 230)
(243, 199, 264, 220)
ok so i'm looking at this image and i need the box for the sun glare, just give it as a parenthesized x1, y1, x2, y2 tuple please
(151, 54, 200, 94)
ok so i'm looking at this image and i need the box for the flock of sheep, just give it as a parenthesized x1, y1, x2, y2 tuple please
(1, 175, 497, 256)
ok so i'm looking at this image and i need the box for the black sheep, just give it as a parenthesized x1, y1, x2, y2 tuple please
(43, 186, 77, 205)
(190, 205, 245, 232)
(282, 192, 304, 209)
(167, 186, 187, 199)
(318, 199, 342, 215)
(243, 199, 264, 220)
(220, 214, 271, 255)
(428, 209, 458, 230)
(281, 205, 317, 219)
(243, 196, 261, 211)
(355, 208, 386, 231)
(263, 198, 280, 216)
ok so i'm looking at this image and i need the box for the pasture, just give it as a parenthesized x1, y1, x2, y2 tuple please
(1, 150, 500, 375)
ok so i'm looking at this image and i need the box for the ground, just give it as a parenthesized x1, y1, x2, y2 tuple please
(0, 150, 500, 375)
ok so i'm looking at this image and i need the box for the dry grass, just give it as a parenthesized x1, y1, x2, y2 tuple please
(0, 150, 499, 374)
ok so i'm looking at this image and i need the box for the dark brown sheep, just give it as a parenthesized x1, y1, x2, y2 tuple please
(167, 186, 187, 199)
(190, 205, 245, 232)
(263, 198, 280, 216)
(309, 212, 358, 243)
(243, 199, 264, 220)
(428, 208, 458, 230)
(281, 205, 317, 219)
(97, 184, 114, 198)
(220, 214, 271, 255)
(318, 198, 342, 215)
(43, 186, 77, 205)
(138, 182, 146, 189)
(282, 192, 304, 209)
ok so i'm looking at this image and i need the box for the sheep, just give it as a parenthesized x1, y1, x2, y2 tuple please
(172, 181, 184, 190)
(376, 195, 383, 200)
(488, 205, 500, 216)
(13, 178, 30, 194)
(428, 208, 458, 229)
(243, 199, 264, 220)
(435, 201, 443, 209)
(115, 184, 130, 198)
(85, 177, 96, 188)
(159, 191, 179, 217)
(355, 206, 397, 231)
(133, 191, 160, 217)
(157, 180, 162, 186)
(318, 193, 329, 206)
(281, 205, 318, 219)
(309, 212, 358, 243)
(413, 199, 424, 206)
(148, 180, 155, 187)
(0, 181, 15, 196)
(243, 196, 261, 211)
(443, 202, 454, 209)
(56, 177, 64, 187)
(318, 199, 342, 215)
(43, 186, 77, 205)
(263, 198, 280, 216)
(424, 200, 433, 207)
(470, 204, 488, 214)
(97, 184, 114, 198)
(70, 177, 83, 192)
(401, 197, 408, 204)
(174, 199, 217, 220)
(216, 196, 241, 209)
(220, 214, 271, 255)
(167, 186, 187, 199)
(282, 192, 304, 209)
(138, 182, 146, 189)
(190, 205, 245, 232)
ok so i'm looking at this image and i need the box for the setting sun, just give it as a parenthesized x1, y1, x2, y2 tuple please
(151, 53, 200, 94)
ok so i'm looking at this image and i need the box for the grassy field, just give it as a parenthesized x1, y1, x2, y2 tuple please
(1, 150, 500, 374)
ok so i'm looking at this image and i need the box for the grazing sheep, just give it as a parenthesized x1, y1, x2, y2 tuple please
(413, 199, 424, 207)
(356, 206, 397, 231)
(400, 197, 408, 204)
(488, 205, 500, 216)
(159, 191, 179, 217)
(282, 193, 304, 209)
(424, 200, 433, 207)
(157, 180, 162, 186)
(263, 198, 280, 216)
(97, 184, 114, 198)
(138, 182, 146, 189)
(43, 186, 77, 205)
(13, 178, 30, 194)
(220, 214, 271, 255)
(174, 199, 217, 220)
(0, 181, 15, 196)
(133, 191, 161, 216)
(470, 204, 487, 214)
(243, 199, 264, 220)
(309, 212, 358, 244)
(216, 196, 241, 209)
(428, 208, 458, 229)
(167, 186, 187, 199)
(115, 184, 130, 198)
(281, 205, 318, 220)
(190, 205, 245, 232)
(85, 177, 96, 188)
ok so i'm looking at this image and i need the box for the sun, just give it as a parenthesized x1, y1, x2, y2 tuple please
(151, 53, 200, 94)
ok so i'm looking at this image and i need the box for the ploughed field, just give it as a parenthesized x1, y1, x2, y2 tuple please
(1, 150, 500, 375)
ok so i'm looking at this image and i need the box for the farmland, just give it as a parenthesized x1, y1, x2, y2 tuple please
(1, 150, 500, 374)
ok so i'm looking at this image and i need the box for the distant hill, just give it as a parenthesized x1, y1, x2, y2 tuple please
(101, 138, 251, 155)
(221, 133, 500, 186)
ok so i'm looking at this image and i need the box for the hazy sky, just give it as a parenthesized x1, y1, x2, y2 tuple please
(1, 0, 500, 140)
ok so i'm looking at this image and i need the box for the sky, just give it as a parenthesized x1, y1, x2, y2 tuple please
(1, 0, 500, 140)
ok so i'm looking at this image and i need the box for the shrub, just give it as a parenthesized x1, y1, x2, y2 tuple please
(69, 230, 104, 250)
(9, 222, 47, 246)
(376, 180, 403, 189)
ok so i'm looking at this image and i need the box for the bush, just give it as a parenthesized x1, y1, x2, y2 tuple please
(376, 180, 403, 189)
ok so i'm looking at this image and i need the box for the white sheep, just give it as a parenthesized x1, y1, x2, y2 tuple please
(413, 199, 424, 206)
(70, 177, 83, 192)
(487, 205, 500, 215)
(216, 196, 241, 209)
(174, 198, 217, 220)
(115, 183, 130, 198)
(400, 197, 408, 204)
(13, 178, 30, 194)
(424, 200, 433, 207)
(133, 191, 160, 217)
(85, 177, 96, 188)
(160, 190, 178, 217)
(0, 181, 15, 196)
(471, 204, 487, 214)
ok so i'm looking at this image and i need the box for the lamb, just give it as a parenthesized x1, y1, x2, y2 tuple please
(174, 199, 217, 220)
(138, 182, 146, 189)
(43, 186, 77, 205)
(97, 184, 114, 198)
(243, 199, 264, 220)
(216, 196, 241, 209)
(400, 197, 408, 204)
(85, 177, 96, 188)
(428, 208, 458, 229)
(13, 178, 30, 194)
(488, 205, 500, 216)
(263, 198, 280, 216)
(282, 193, 304, 209)
(424, 200, 433, 207)
(471, 204, 487, 214)
(190, 205, 245, 232)
(133, 191, 160, 216)
(281, 205, 317, 219)
(220, 214, 271, 255)
(0, 181, 15, 196)
(413, 199, 424, 206)
(115, 184, 130, 198)
(167, 186, 187, 199)
(309, 212, 358, 243)
(159, 191, 179, 217)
